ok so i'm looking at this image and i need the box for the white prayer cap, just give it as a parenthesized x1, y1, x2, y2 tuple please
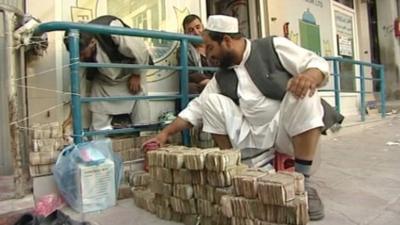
(206, 15, 239, 33)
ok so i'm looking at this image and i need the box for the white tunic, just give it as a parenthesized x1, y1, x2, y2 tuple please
(178, 37, 329, 150)
(89, 19, 150, 115)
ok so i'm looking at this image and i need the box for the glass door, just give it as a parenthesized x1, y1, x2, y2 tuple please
(332, 2, 359, 92)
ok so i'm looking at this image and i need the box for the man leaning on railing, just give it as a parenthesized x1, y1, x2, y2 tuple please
(64, 15, 153, 131)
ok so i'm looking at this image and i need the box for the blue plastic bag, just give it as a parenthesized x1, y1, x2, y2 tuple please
(53, 139, 122, 213)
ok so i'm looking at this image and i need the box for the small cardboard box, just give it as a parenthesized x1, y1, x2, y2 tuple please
(76, 159, 116, 213)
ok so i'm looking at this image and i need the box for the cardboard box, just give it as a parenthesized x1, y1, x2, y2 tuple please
(76, 159, 116, 213)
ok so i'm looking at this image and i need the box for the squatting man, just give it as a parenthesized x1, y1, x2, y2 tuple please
(144, 15, 344, 221)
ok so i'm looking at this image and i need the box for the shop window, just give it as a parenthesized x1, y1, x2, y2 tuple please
(334, 0, 354, 9)
(132, 12, 148, 29)
(107, 0, 177, 63)
(334, 10, 356, 92)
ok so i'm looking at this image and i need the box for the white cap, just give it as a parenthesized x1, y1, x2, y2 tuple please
(206, 15, 239, 33)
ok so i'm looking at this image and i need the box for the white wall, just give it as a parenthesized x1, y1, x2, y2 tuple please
(267, 0, 336, 93)
(265, 0, 377, 116)
(355, 0, 373, 95)
(267, 0, 334, 55)
(26, 0, 62, 124)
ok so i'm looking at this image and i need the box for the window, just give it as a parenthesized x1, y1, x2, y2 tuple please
(132, 12, 148, 29)
(334, 9, 356, 92)
(107, 0, 177, 63)
(334, 0, 354, 9)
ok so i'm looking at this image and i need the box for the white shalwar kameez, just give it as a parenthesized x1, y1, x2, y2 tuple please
(89, 19, 151, 130)
(178, 37, 329, 155)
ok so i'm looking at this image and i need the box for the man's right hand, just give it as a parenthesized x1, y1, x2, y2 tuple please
(142, 132, 169, 149)
(142, 117, 193, 149)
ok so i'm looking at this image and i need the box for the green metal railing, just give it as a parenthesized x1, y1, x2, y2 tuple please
(36, 22, 386, 145)
(36, 21, 207, 145)
(324, 56, 386, 121)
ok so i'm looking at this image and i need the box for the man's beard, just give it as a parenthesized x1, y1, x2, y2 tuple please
(219, 51, 236, 68)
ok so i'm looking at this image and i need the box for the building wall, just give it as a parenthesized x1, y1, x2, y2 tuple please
(267, 0, 335, 57)
(266, 0, 373, 116)
(26, 0, 204, 127)
(266, 0, 336, 92)
(355, 0, 373, 94)
(0, 0, 25, 175)
(25, 0, 388, 130)
(376, 0, 400, 100)
(26, 0, 64, 125)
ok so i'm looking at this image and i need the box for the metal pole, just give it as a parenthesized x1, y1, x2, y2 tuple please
(379, 66, 386, 118)
(5, 10, 24, 197)
(0, 11, 12, 176)
(333, 60, 341, 113)
(359, 65, 366, 121)
(179, 39, 190, 146)
(68, 29, 83, 144)
(18, 44, 29, 171)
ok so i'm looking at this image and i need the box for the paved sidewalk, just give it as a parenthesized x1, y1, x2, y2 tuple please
(310, 114, 400, 225)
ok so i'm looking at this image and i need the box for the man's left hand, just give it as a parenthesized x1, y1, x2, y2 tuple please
(286, 69, 324, 99)
(128, 74, 141, 94)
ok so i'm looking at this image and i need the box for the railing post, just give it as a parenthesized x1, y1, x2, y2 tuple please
(68, 29, 83, 144)
(379, 66, 386, 118)
(333, 59, 341, 113)
(359, 65, 366, 121)
(179, 39, 190, 146)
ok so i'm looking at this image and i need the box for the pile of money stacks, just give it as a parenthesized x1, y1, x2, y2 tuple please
(29, 122, 64, 177)
(190, 127, 214, 149)
(112, 135, 155, 199)
(111, 135, 156, 182)
(131, 170, 154, 212)
(132, 145, 308, 225)
(111, 136, 149, 162)
(129, 170, 152, 188)
(221, 170, 308, 225)
(133, 146, 245, 225)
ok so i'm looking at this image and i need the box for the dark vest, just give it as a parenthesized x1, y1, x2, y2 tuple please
(215, 36, 344, 134)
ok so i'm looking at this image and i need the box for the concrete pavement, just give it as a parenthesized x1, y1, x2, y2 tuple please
(311, 114, 400, 225)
